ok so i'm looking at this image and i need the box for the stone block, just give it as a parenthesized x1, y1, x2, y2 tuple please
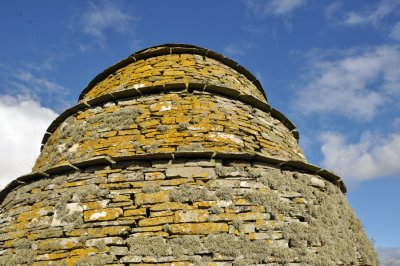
(168, 222, 228, 235)
(137, 215, 174, 226)
(310, 177, 325, 189)
(135, 190, 170, 205)
(83, 208, 123, 222)
(166, 167, 216, 179)
(174, 209, 209, 223)
(150, 202, 189, 211)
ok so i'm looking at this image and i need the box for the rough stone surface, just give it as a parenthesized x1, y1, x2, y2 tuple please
(0, 44, 378, 265)
(33, 92, 304, 171)
(84, 53, 266, 103)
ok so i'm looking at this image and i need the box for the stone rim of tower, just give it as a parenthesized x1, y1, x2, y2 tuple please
(78, 43, 268, 102)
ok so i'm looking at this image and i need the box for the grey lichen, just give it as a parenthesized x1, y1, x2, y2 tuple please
(177, 122, 189, 131)
(169, 184, 215, 203)
(77, 254, 114, 266)
(156, 124, 169, 133)
(0, 240, 36, 266)
(176, 143, 204, 152)
(127, 236, 171, 256)
(209, 206, 223, 214)
(142, 184, 161, 193)
(243, 190, 290, 217)
(147, 141, 159, 153)
(170, 235, 204, 256)
(216, 187, 234, 201)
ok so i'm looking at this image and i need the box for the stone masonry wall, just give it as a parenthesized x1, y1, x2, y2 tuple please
(0, 44, 378, 265)
(0, 159, 378, 265)
(83, 54, 265, 104)
(34, 91, 304, 172)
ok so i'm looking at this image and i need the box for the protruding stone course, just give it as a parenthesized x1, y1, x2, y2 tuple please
(0, 44, 378, 265)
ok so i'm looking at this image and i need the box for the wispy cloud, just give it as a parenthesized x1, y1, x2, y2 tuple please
(223, 41, 254, 57)
(0, 60, 71, 111)
(293, 45, 400, 121)
(15, 70, 65, 94)
(341, 0, 399, 27)
(244, 0, 306, 17)
(77, 1, 139, 47)
(390, 22, 400, 41)
(319, 131, 400, 186)
(23, 56, 56, 72)
(0, 95, 57, 189)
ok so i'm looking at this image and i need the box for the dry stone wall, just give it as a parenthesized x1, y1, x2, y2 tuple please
(34, 91, 304, 172)
(0, 159, 377, 265)
(83, 54, 266, 104)
(0, 44, 378, 265)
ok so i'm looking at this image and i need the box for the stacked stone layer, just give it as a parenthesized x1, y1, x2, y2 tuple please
(83, 54, 266, 104)
(0, 159, 377, 265)
(34, 92, 304, 172)
(0, 44, 378, 265)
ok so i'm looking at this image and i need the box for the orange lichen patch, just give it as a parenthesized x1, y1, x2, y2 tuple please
(69, 247, 100, 257)
(174, 210, 209, 223)
(135, 190, 170, 205)
(66, 226, 130, 237)
(137, 216, 174, 226)
(83, 54, 265, 103)
(37, 237, 81, 250)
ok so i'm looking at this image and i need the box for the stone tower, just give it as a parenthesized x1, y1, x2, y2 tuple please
(0, 44, 378, 265)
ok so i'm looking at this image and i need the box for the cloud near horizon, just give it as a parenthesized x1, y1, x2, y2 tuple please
(0, 95, 57, 189)
(319, 131, 400, 185)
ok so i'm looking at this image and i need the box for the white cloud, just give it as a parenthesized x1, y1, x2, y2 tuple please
(294, 45, 400, 120)
(244, 0, 306, 17)
(79, 1, 137, 46)
(341, 0, 399, 27)
(325, 2, 342, 20)
(390, 22, 400, 41)
(319, 131, 400, 185)
(15, 70, 66, 94)
(377, 247, 400, 266)
(0, 95, 57, 189)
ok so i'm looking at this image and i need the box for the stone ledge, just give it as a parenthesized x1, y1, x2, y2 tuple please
(0, 153, 346, 206)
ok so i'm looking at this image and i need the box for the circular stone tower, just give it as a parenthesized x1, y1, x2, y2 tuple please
(0, 44, 378, 265)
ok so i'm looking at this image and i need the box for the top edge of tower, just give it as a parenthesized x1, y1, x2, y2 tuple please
(78, 43, 268, 102)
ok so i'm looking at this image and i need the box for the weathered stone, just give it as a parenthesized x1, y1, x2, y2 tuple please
(166, 167, 216, 179)
(138, 216, 174, 226)
(168, 223, 229, 235)
(174, 209, 209, 223)
(83, 208, 123, 222)
(135, 190, 170, 205)
(310, 177, 326, 189)
(120, 255, 142, 263)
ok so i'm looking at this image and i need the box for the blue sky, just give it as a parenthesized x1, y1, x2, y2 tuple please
(1, 0, 399, 262)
